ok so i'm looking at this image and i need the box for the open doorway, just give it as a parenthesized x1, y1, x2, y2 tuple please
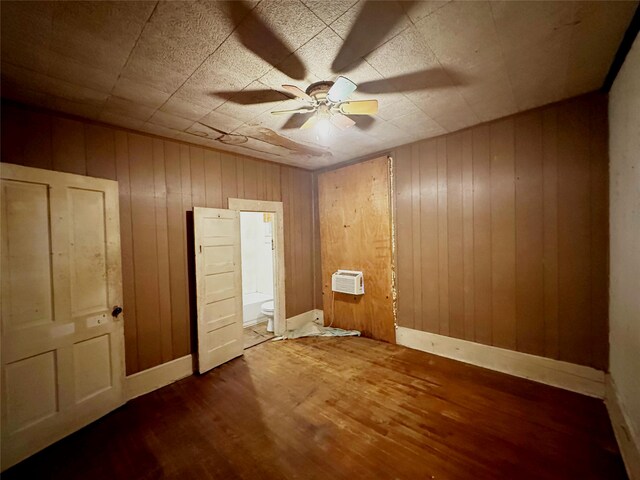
(240, 211, 276, 349)
(228, 198, 286, 349)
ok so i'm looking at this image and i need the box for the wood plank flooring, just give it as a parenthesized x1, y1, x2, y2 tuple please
(3, 337, 626, 479)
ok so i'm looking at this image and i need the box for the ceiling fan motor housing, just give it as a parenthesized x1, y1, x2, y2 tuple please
(306, 81, 335, 103)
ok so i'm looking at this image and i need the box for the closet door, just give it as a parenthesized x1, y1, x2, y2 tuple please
(1, 163, 125, 469)
(193, 207, 243, 374)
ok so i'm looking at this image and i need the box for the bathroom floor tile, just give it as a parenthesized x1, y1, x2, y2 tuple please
(243, 322, 275, 350)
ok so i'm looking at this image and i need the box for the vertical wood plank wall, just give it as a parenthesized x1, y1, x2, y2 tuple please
(318, 157, 395, 343)
(394, 93, 609, 370)
(1, 102, 315, 375)
(311, 173, 323, 310)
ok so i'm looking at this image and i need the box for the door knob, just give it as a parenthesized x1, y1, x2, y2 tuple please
(111, 306, 123, 319)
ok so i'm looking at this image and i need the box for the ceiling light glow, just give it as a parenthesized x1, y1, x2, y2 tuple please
(317, 117, 331, 137)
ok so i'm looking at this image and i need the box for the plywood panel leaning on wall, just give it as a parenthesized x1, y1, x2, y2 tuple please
(318, 156, 395, 343)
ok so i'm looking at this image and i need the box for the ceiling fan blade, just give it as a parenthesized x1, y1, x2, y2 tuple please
(330, 113, 356, 130)
(222, 1, 306, 80)
(300, 115, 319, 130)
(327, 76, 357, 103)
(339, 100, 378, 115)
(213, 89, 292, 105)
(282, 84, 313, 102)
(271, 107, 315, 116)
(331, 1, 418, 73)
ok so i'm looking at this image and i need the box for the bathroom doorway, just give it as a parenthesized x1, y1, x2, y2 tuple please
(228, 198, 286, 350)
(240, 211, 275, 349)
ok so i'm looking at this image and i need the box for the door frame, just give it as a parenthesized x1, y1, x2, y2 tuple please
(228, 198, 286, 336)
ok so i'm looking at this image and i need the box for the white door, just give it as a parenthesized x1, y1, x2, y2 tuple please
(0, 163, 125, 470)
(194, 207, 243, 374)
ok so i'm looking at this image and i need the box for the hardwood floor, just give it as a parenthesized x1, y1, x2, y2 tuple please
(4, 337, 626, 479)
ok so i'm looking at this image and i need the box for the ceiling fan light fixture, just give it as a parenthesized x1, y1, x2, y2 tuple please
(300, 115, 319, 130)
(316, 117, 332, 137)
(270, 75, 376, 135)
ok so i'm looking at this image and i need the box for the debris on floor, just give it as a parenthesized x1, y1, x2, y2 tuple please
(275, 321, 360, 340)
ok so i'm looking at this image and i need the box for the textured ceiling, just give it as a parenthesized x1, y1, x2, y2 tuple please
(1, 1, 637, 169)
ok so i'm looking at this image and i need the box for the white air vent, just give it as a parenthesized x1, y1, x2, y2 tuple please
(331, 270, 364, 295)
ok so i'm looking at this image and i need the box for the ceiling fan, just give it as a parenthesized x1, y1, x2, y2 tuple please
(270, 76, 378, 131)
(213, 1, 466, 139)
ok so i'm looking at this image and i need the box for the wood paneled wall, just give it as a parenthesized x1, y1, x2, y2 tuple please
(312, 173, 323, 310)
(1, 102, 315, 374)
(394, 93, 608, 369)
(318, 157, 395, 343)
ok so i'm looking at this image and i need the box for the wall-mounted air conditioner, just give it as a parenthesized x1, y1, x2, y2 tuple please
(331, 270, 364, 295)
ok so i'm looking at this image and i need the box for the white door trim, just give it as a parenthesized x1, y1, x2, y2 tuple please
(228, 198, 286, 336)
(605, 375, 640, 480)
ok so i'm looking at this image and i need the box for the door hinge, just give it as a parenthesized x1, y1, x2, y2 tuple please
(199, 245, 202, 253)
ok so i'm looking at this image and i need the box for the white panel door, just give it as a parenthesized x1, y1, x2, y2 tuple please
(194, 207, 243, 374)
(0, 163, 124, 470)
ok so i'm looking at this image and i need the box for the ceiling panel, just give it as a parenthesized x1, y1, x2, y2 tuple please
(1, 0, 636, 169)
(215, 80, 290, 121)
(211, 0, 325, 81)
(102, 96, 156, 122)
(100, 111, 146, 131)
(1, 1, 54, 72)
(51, 2, 154, 72)
(279, 27, 343, 80)
(44, 50, 120, 93)
(565, 1, 639, 96)
(404, 1, 450, 23)
(159, 97, 212, 122)
(414, 0, 518, 122)
(390, 109, 446, 139)
(171, 56, 255, 112)
(416, 1, 501, 70)
(148, 110, 196, 131)
(330, 0, 414, 72)
(111, 77, 172, 109)
(198, 109, 245, 133)
(120, 1, 235, 93)
(491, 0, 575, 110)
(302, 0, 358, 25)
(2, 62, 108, 111)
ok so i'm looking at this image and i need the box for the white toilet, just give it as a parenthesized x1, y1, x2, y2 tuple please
(260, 301, 275, 332)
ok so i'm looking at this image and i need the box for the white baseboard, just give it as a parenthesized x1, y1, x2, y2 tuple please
(243, 317, 268, 328)
(606, 375, 640, 480)
(124, 310, 326, 401)
(286, 309, 324, 331)
(125, 354, 194, 401)
(396, 327, 605, 398)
